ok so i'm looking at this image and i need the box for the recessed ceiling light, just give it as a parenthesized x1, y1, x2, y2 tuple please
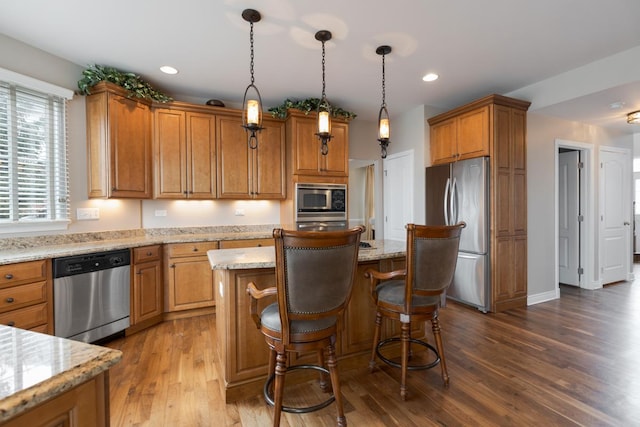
(610, 101, 625, 109)
(422, 73, 439, 82)
(160, 65, 178, 75)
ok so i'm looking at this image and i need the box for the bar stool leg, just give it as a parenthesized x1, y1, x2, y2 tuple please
(369, 311, 383, 372)
(400, 321, 410, 400)
(431, 314, 449, 387)
(327, 343, 347, 427)
(272, 351, 287, 427)
(317, 348, 331, 392)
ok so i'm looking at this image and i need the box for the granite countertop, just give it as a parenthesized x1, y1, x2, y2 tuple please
(0, 226, 277, 266)
(0, 325, 122, 422)
(207, 239, 406, 270)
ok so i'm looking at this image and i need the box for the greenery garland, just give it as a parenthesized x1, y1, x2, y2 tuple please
(268, 98, 357, 120)
(77, 64, 172, 103)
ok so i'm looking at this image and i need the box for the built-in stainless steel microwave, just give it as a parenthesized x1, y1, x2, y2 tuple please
(295, 183, 347, 223)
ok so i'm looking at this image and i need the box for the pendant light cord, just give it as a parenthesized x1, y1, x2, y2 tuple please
(321, 40, 326, 99)
(249, 21, 255, 85)
(381, 52, 386, 108)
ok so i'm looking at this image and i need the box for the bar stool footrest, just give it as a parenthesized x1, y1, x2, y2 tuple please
(376, 337, 440, 370)
(263, 364, 335, 414)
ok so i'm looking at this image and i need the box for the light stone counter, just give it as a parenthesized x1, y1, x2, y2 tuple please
(207, 239, 406, 270)
(0, 225, 277, 265)
(0, 325, 122, 422)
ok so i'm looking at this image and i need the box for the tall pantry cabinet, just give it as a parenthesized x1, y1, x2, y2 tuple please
(428, 94, 531, 312)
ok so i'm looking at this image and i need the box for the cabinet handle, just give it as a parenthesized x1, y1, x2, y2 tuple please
(4, 274, 13, 280)
(257, 244, 262, 247)
(146, 251, 153, 256)
(7, 321, 15, 327)
(170, 264, 175, 268)
(6, 297, 14, 303)
(192, 248, 199, 252)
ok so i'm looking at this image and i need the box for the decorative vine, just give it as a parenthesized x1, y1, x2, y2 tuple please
(268, 98, 357, 120)
(77, 64, 172, 103)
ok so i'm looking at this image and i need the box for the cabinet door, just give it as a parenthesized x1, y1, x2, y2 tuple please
(254, 119, 286, 199)
(217, 115, 250, 198)
(430, 118, 457, 165)
(132, 260, 163, 324)
(154, 109, 187, 198)
(290, 115, 322, 175)
(341, 261, 380, 355)
(322, 121, 348, 176)
(187, 112, 217, 198)
(492, 236, 527, 311)
(167, 256, 215, 311)
(457, 106, 489, 160)
(108, 94, 152, 198)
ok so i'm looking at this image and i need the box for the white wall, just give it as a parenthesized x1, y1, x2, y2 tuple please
(526, 112, 633, 299)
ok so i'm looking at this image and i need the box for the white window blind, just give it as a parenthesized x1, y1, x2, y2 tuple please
(0, 80, 70, 230)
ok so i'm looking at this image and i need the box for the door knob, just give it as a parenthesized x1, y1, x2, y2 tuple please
(624, 222, 631, 226)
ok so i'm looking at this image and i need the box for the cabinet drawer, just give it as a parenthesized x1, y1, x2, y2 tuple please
(0, 260, 48, 287)
(133, 245, 162, 263)
(0, 302, 49, 330)
(166, 241, 219, 258)
(0, 281, 47, 314)
(219, 238, 274, 249)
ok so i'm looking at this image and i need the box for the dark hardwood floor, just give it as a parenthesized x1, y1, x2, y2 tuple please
(106, 270, 640, 426)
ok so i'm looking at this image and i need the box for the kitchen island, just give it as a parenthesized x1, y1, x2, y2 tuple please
(0, 325, 122, 426)
(208, 239, 411, 402)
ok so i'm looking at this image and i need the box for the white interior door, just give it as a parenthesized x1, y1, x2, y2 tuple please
(383, 151, 413, 241)
(558, 151, 580, 286)
(600, 148, 631, 285)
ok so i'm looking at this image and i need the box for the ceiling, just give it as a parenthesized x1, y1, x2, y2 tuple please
(2, 0, 640, 134)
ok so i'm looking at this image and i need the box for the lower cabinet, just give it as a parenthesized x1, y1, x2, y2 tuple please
(129, 245, 163, 334)
(3, 372, 110, 427)
(218, 238, 274, 249)
(164, 241, 219, 312)
(0, 259, 53, 334)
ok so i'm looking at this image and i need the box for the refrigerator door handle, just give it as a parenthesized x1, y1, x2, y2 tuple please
(444, 178, 451, 225)
(451, 177, 458, 224)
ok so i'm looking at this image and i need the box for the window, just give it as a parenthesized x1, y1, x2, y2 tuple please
(0, 68, 73, 233)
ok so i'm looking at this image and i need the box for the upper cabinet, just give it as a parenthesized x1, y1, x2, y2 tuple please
(86, 82, 152, 198)
(216, 113, 286, 199)
(285, 109, 349, 178)
(153, 102, 217, 199)
(429, 105, 489, 165)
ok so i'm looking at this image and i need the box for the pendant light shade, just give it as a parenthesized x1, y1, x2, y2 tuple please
(628, 110, 640, 124)
(315, 30, 333, 156)
(241, 9, 263, 149)
(376, 45, 392, 158)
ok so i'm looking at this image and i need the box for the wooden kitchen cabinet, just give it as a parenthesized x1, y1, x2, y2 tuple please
(153, 103, 217, 199)
(218, 238, 274, 249)
(86, 81, 152, 198)
(0, 259, 52, 333)
(3, 371, 110, 427)
(429, 105, 489, 165)
(164, 241, 219, 313)
(129, 245, 163, 334)
(285, 109, 349, 177)
(428, 94, 530, 312)
(216, 113, 286, 199)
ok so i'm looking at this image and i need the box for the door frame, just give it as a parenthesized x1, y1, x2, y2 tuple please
(382, 149, 414, 241)
(554, 139, 598, 291)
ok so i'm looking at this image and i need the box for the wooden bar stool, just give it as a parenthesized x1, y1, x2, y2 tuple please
(247, 226, 364, 426)
(365, 223, 464, 400)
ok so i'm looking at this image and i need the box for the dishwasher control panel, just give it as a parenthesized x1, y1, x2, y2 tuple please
(53, 249, 131, 278)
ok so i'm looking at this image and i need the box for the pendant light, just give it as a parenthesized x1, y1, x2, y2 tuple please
(628, 110, 640, 124)
(241, 8, 263, 149)
(376, 45, 392, 158)
(315, 30, 333, 155)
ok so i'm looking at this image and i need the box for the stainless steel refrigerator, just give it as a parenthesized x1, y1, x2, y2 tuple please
(425, 157, 490, 312)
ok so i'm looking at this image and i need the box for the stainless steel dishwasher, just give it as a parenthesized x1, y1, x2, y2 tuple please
(53, 249, 131, 343)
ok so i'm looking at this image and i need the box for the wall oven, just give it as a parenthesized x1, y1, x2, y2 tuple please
(295, 183, 347, 230)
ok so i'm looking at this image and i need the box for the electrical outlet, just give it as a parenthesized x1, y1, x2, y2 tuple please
(77, 207, 99, 220)
(155, 210, 168, 217)
(235, 209, 245, 216)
